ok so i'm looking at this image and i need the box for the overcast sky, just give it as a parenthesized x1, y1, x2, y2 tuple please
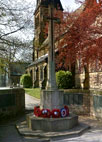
(27, 0, 82, 11)
(60, 0, 81, 11)
(19, 0, 81, 40)
(1, 0, 82, 41)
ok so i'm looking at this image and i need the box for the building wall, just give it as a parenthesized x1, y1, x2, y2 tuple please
(33, 2, 48, 61)
(75, 72, 102, 89)
(0, 74, 8, 87)
(10, 62, 29, 86)
(27, 62, 47, 88)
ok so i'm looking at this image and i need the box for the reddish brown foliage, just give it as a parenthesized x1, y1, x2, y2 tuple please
(55, 0, 102, 71)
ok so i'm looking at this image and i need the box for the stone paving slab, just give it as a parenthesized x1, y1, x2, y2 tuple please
(51, 129, 102, 142)
(0, 124, 50, 142)
(16, 120, 90, 140)
(0, 125, 23, 142)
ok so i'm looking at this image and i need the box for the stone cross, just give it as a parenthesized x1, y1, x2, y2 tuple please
(46, 2, 58, 90)
(40, 1, 64, 110)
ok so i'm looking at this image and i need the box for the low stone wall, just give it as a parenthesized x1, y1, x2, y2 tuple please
(64, 89, 90, 115)
(0, 87, 25, 118)
(64, 89, 102, 120)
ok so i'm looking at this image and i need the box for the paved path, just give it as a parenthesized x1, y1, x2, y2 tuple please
(52, 129, 102, 142)
(1, 94, 102, 142)
(0, 94, 41, 142)
(0, 124, 48, 142)
(25, 94, 40, 110)
(52, 116, 102, 142)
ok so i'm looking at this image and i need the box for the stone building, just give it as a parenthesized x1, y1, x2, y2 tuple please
(0, 61, 29, 87)
(26, 0, 63, 88)
(10, 62, 29, 86)
(0, 58, 8, 87)
(27, 0, 102, 90)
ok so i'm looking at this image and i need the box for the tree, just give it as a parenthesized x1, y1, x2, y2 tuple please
(55, 0, 102, 72)
(0, 0, 35, 62)
(0, 0, 35, 86)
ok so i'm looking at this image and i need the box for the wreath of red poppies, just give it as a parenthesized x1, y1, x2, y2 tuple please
(34, 105, 69, 118)
(41, 109, 51, 118)
(34, 106, 41, 117)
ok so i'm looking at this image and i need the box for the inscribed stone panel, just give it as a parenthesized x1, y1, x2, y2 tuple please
(93, 96, 102, 109)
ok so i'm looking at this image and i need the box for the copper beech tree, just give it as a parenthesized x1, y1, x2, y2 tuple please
(53, 0, 102, 73)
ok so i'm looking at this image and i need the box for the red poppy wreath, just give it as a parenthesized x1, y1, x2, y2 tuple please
(41, 109, 51, 118)
(34, 105, 69, 118)
(34, 106, 41, 117)
(51, 109, 61, 118)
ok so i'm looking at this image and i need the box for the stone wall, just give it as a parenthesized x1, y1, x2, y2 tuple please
(0, 87, 25, 118)
(64, 89, 102, 120)
(90, 90, 102, 119)
(64, 89, 90, 115)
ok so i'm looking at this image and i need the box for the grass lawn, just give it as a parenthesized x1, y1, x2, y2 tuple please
(25, 88, 40, 99)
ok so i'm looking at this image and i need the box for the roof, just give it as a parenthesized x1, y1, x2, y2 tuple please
(74, 4, 86, 15)
(35, 0, 63, 14)
(41, 0, 63, 11)
(27, 54, 48, 67)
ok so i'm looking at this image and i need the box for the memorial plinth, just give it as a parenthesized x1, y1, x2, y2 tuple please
(40, 90, 64, 110)
(27, 113, 78, 132)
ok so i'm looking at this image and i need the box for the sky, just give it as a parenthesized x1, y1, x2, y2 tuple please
(27, 0, 82, 11)
(60, 0, 81, 11)
(1, 0, 82, 42)
(20, 0, 82, 40)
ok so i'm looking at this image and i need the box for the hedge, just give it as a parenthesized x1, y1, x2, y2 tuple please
(20, 74, 32, 88)
(56, 70, 73, 89)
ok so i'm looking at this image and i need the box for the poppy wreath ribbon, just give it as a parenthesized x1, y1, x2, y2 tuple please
(60, 108, 67, 118)
(64, 105, 69, 117)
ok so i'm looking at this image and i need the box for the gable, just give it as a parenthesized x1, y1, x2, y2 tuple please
(41, 0, 63, 11)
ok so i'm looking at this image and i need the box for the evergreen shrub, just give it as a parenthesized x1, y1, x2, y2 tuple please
(56, 70, 73, 89)
(20, 74, 32, 88)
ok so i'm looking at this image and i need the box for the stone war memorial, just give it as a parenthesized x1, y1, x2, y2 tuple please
(17, 0, 89, 139)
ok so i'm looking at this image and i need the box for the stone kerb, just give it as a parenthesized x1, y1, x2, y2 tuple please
(27, 113, 78, 132)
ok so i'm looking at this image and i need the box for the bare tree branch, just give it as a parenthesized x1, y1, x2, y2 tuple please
(0, 26, 24, 39)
